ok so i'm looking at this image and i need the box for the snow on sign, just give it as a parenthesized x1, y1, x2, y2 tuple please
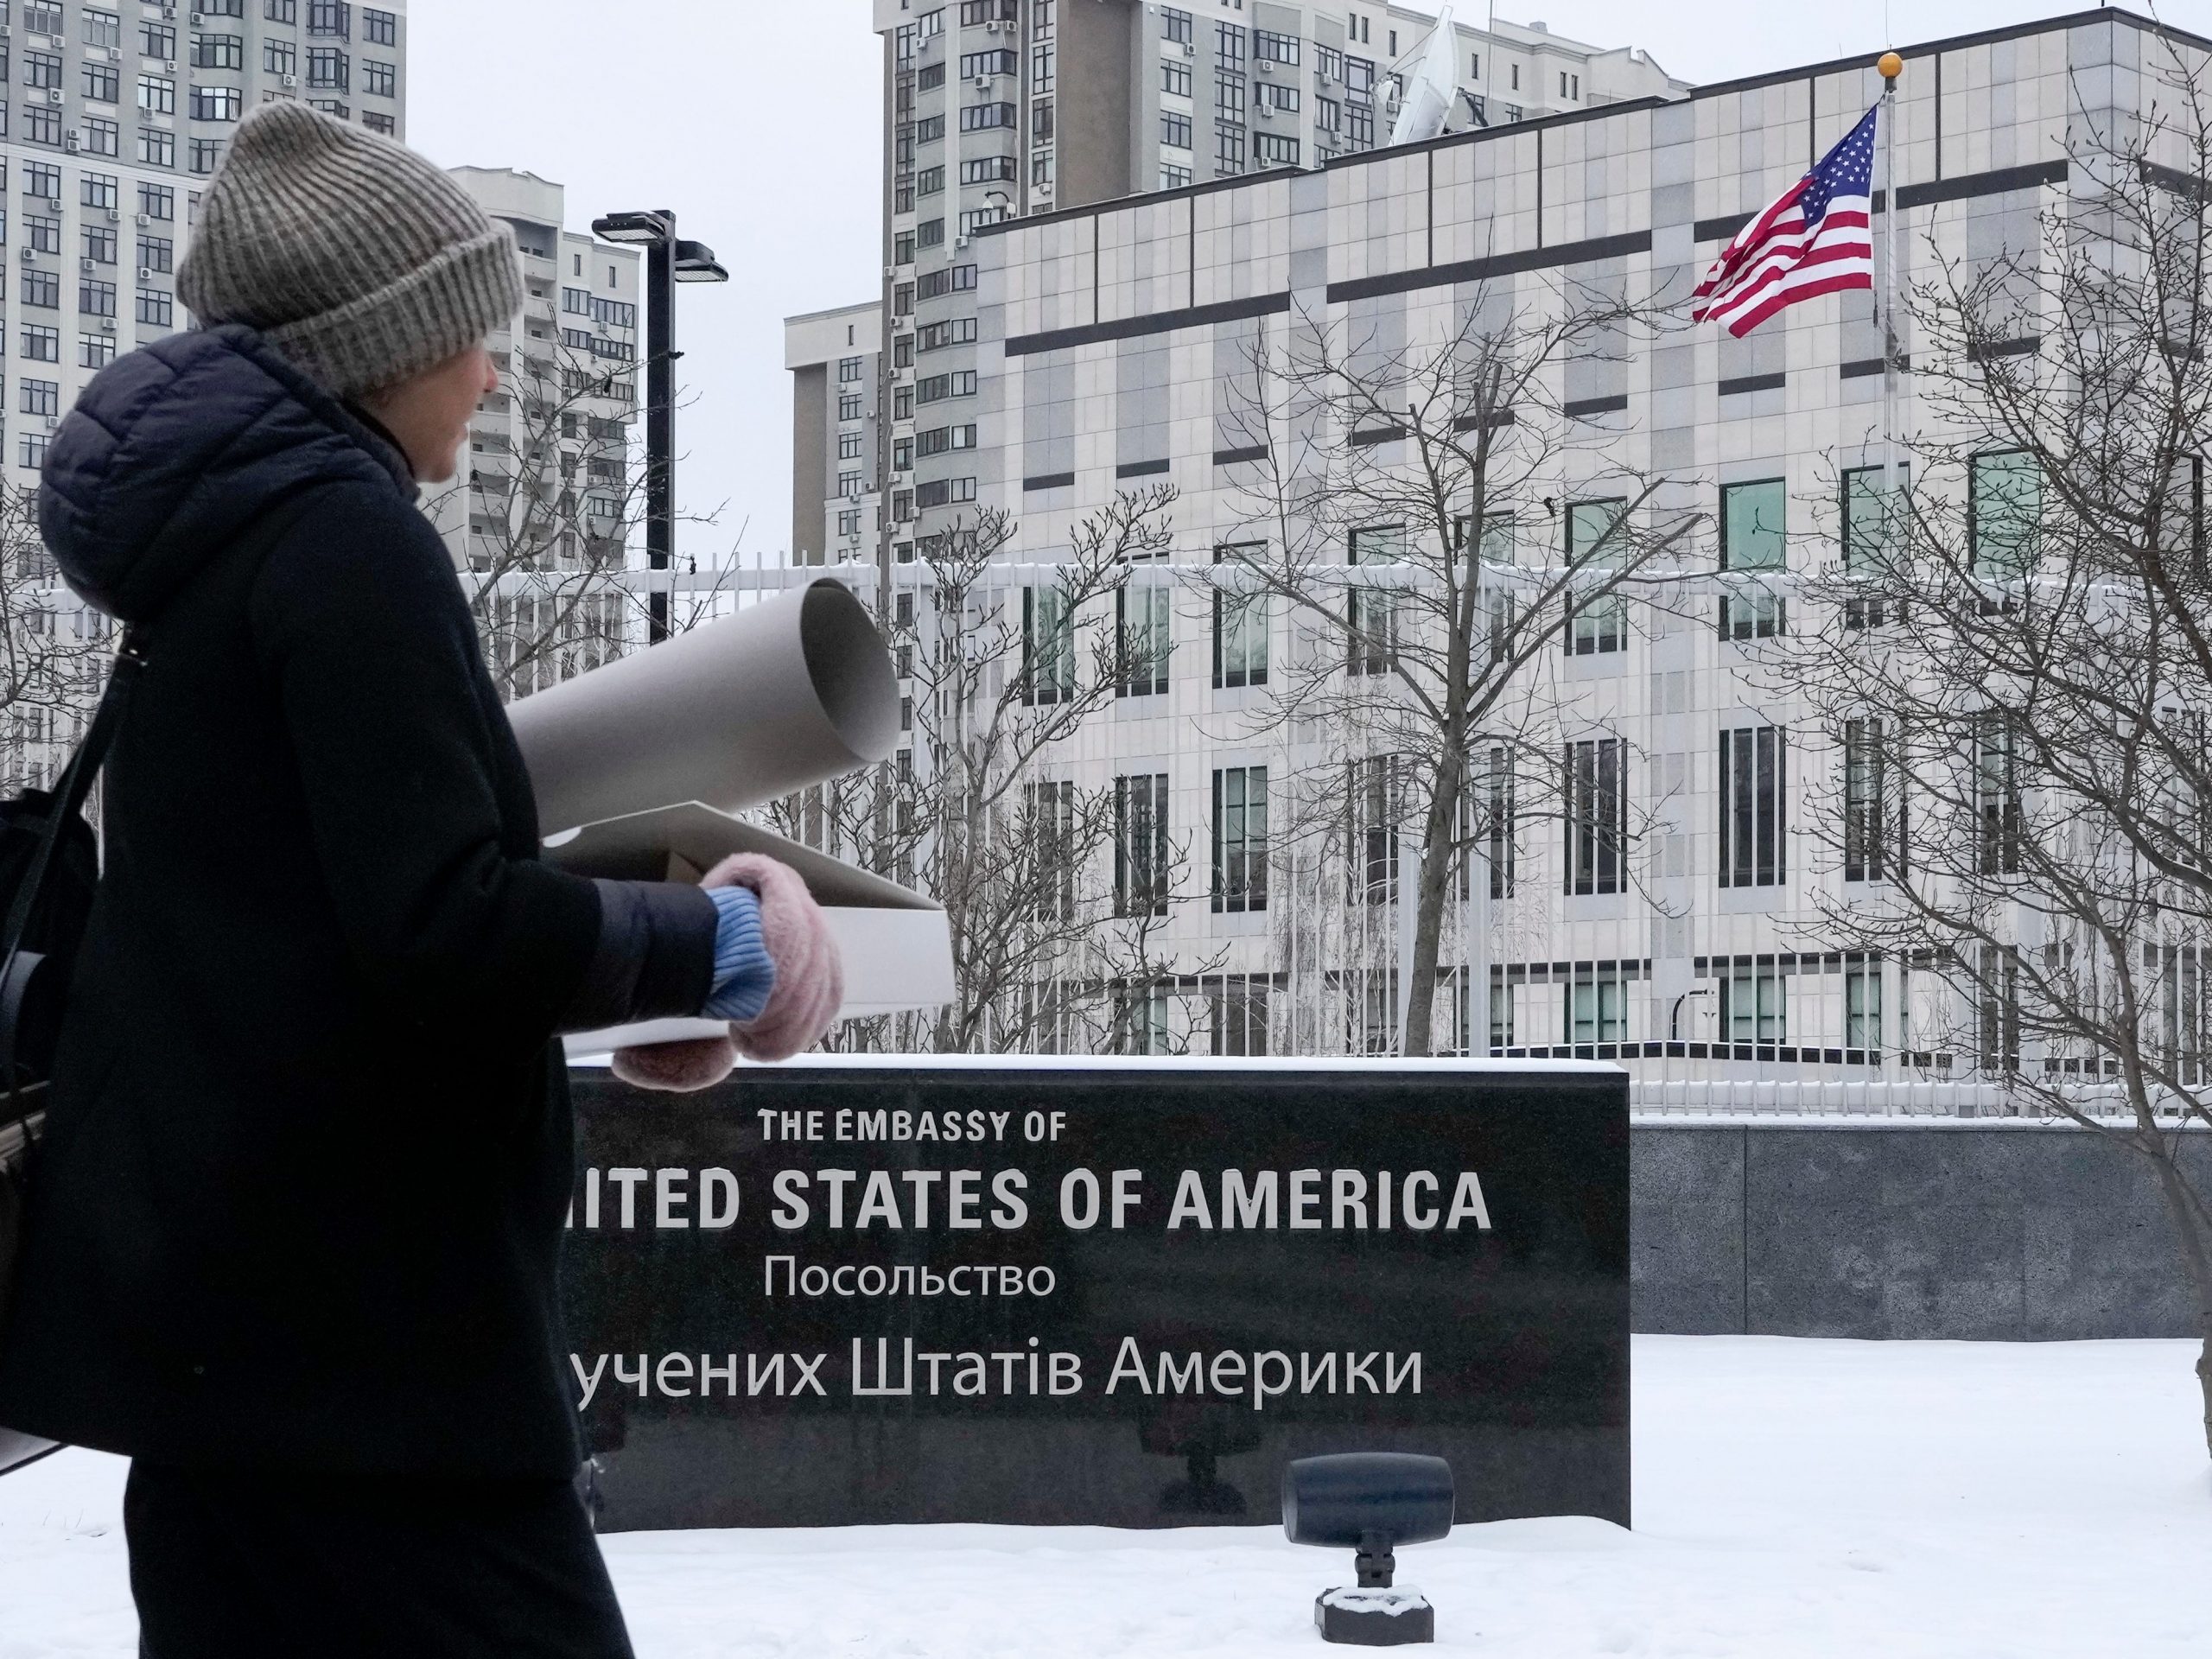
(562, 1057, 1629, 1532)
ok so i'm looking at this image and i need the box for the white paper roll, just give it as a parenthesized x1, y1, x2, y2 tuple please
(506, 579, 899, 834)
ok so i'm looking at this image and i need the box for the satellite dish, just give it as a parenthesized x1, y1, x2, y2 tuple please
(1389, 4, 1461, 148)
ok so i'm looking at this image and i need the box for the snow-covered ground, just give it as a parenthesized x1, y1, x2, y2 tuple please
(3, 1337, 2207, 1657)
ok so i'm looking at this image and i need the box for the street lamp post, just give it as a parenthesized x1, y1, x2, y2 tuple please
(590, 209, 730, 644)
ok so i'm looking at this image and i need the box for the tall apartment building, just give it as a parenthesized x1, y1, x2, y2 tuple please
(3, 1, 406, 783)
(0, 1, 406, 484)
(785, 300, 883, 567)
(850, 2, 1684, 571)
(427, 167, 642, 700)
(812, 8, 2200, 1074)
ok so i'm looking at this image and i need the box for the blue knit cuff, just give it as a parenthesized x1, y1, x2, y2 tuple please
(701, 887, 775, 1022)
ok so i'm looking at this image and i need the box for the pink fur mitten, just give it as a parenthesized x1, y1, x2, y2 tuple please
(696, 853, 844, 1063)
(607, 853, 844, 1091)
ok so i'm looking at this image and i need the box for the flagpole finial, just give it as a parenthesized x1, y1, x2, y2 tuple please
(1878, 50, 1904, 84)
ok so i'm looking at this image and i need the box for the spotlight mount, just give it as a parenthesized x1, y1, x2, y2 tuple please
(1282, 1452, 1454, 1646)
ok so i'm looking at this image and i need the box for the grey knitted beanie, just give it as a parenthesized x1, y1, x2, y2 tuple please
(177, 101, 521, 398)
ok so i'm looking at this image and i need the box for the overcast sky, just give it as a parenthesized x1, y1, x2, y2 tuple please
(405, 1, 2201, 559)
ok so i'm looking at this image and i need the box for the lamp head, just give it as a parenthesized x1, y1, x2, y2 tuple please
(672, 239, 730, 284)
(1283, 1452, 1454, 1552)
(593, 210, 672, 245)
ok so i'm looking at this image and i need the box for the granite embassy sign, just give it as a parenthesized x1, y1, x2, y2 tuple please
(563, 1058, 1628, 1531)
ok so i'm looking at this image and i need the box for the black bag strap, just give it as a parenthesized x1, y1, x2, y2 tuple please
(0, 480, 338, 1118)
(0, 626, 146, 1117)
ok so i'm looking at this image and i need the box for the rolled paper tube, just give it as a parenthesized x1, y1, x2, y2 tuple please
(507, 579, 899, 833)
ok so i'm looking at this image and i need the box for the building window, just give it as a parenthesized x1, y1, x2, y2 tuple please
(1210, 975, 1270, 1057)
(138, 74, 177, 115)
(364, 8, 397, 47)
(1346, 524, 1402, 676)
(308, 1, 353, 38)
(81, 62, 120, 103)
(1160, 111, 1192, 149)
(837, 355, 864, 384)
(1841, 717, 1892, 882)
(265, 37, 297, 75)
(1345, 102, 1374, 149)
(1162, 60, 1192, 98)
(83, 7, 121, 47)
(1563, 737, 1626, 895)
(200, 0, 246, 15)
(1567, 967, 1629, 1046)
(1162, 7, 1193, 45)
(1211, 544, 1268, 689)
(363, 59, 396, 99)
(21, 270, 58, 309)
(1974, 710, 2021, 876)
(27, 216, 60, 254)
(138, 128, 176, 168)
(958, 48, 1016, 79)
(1480, 745, 1516, 899)
(1719, 963, 1785, 1046)
(79, 334, 115, 370)
(836, 391, 863, 423)
(1023, 584, 1076, 706)
(1970, 448, 2039, 579)
(1719, 477, 1786, 639)
(82, 173, 119, 212)
(79, 278, 116, 317)
(1977, 946, 2020, 1073)
(24, 107, 61, 148)
(1212, 766, 1268, 912)
(24, 51, 60, 91)
(1215, 121, 1246, 174)
(139, 183, 175, 220)
(19, 433, 48, 471)
(1566, 498, 1626, 654)
(1254, 28, 1300, 63)
(1115, 772, 1169, 917)
(83, 226, 118, 264)
(1253, 132, 1299, 168)
(1217, 72, 1246, 119)
(83, 117, 120, 156)
(958, 101, 1015, 132)
(917, 264, 979, 300)
(916, 218, 944, 249)
(18, 378, 58, 419)
(837, 431, 864, 461)
(20, 323, 60, 361)
(1719, 724, 1787, 887)
(140, 22, 175, 59)
(360, 111, 393, 137)
(193, 33, 245, 70)
(136, 286, 174, 327)
(1255, 80, 1299, 115)
(307, 48, 349, 92)
(1846, 957, 1882, 1052)
(1350, 754, 1398, 905)
(1160, 163, 1193, 190)
(1117, 584, 1169, 696)
(190, 86, 244, 123)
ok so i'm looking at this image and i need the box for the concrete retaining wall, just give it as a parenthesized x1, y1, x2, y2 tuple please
(1630, 1122, 2211, 1338)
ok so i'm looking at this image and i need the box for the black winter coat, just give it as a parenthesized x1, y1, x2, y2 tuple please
(0, 327, 717, 1478)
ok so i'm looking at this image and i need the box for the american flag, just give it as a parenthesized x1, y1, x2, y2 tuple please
(1692, 105, 1878, 337)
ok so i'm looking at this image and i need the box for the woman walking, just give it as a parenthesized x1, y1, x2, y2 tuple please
(0, 104, 834, 1656)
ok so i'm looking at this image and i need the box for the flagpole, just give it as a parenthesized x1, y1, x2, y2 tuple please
(1878, 51, 1904, 505)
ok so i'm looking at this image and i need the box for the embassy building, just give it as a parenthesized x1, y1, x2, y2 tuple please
(807, 8, 2206, 1081)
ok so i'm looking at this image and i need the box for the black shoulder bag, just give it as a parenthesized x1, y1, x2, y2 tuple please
(0, 625, 147, 1475)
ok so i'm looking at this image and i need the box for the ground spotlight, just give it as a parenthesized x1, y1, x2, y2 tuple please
(1282, 1452, 1453, 1646)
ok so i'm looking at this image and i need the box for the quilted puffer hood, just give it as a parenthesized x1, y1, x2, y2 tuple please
(37, 323, 414, 623)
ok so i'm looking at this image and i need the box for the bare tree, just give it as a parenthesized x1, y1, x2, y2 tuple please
(768, 490, 1201, 1053)
(1215, 278, 1694, 1054)
(1779, 47, 2212, 1455)
(0, 482, 110, 798)
(429, 343, 741, 702)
